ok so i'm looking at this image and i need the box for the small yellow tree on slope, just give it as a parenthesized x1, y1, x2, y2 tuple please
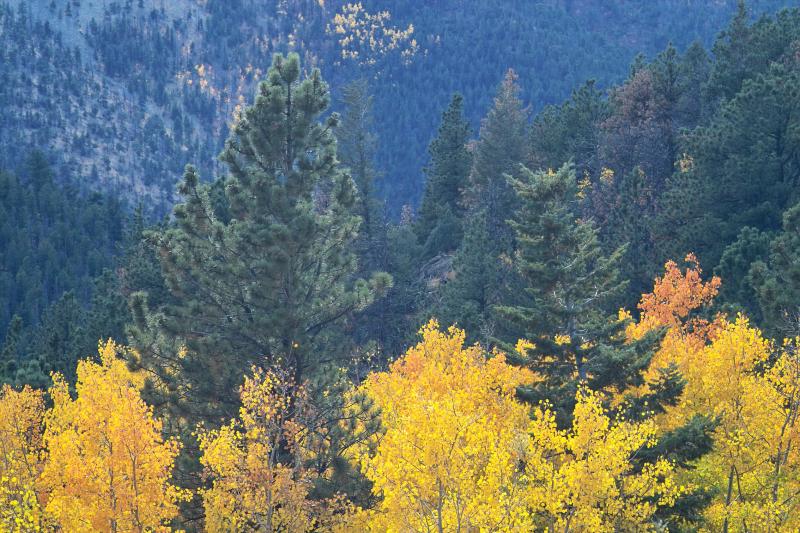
(198, 367, 353, 532)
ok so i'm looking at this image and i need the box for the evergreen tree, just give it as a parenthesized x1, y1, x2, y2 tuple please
(434, 209, 503, 347)
(659, 63, 800, 269)
(528, 79, 608, 179)
(337, 78, 393, 353)
(30, 291, 91, 386)
(495, 164, 657, 420)
(438, 71, 529, 340)
(337, 78, 387, 275)
(0, 315, 22, 384)
(749, 203, 800, 337)
(130, 53, 390, 425)
(415, 93, 472, 259)
(603, 167, 658, 307)
(379, 211, 425, 357)
(715, 226, 770, 321)
(465, 69, 529, 250)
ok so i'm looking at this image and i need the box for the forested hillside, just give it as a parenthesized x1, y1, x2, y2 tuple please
(7, 2, 800, 532)
(1, 0, 791, 214)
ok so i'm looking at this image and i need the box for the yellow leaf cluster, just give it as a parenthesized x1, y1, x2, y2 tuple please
(38, 340, 187, 532)
(356, 321, 679, 532)
(526, 387, 680, 531)
(198, 367, 350, 532)
(0, 385, 45, 532)
(327, 3, 418, 65)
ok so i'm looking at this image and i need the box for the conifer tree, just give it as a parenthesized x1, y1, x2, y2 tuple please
(338, 78, 386, 275)
(495, 164, 657, 420)
(0, 315, 21, 384)
(31, 291, 90, 385)
(464, 69, 528, 251)
(337, 78, 394, 355)
(749, 203, 800, 337)
(415, 93, 471, 259)
(130, 53, 390, 425)
(435, 209, 502, 347)
(438, 71, 529, 341)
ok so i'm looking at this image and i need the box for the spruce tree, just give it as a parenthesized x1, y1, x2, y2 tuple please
(495, 164, 656, 419)
(337, 78, 393, 352)
(130, 53, 390, 425)
(415, 93, 472, 259)
(337, 78, 386, 275)
(434, 209, 502, 347)
(465, 69, 528, 250)
(438, 71, 529, 340)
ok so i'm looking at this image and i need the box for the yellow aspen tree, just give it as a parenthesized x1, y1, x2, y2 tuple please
(624, 256, 800, 530)
(354, 321, 680, 532)
(39, 340, 186, 532)
(524, 387, 681, 532)
(355, 320, 534, 532)
(687, 319, 800, 532)
(198, 367, 351, 532)
(0, 385, 46, 532)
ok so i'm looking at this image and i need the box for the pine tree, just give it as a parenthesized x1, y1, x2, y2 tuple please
(495, 164, 656, 420)
(415, 93, 471, 259)
(129, 53, 390, 425)
(749, 203, 800, 337)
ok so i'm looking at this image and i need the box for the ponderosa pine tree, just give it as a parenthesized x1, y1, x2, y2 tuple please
(129, 53, 390, 426)
(495, 164, 658, 420)
(415, 93, 471, 260)
(659, 62, 800, 269)
(749, 202, 800, 337)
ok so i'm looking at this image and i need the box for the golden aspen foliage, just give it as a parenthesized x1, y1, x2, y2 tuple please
(38, 340, 186, 532)
(624, 256, 800, 530)
(327, 3, 418, 65)
(355, 320, 534, 531)
(0, 385, 46, 532)
(198, 367, 352, 532)
(637, 253, 721, 330)
(354, 321, 679, 532)
(524, 387, 681, 532)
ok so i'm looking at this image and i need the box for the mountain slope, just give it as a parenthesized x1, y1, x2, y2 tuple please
(1, 0, 791, 215)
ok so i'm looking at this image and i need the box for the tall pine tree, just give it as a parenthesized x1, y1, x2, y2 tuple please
(130, 53, 389, 425)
